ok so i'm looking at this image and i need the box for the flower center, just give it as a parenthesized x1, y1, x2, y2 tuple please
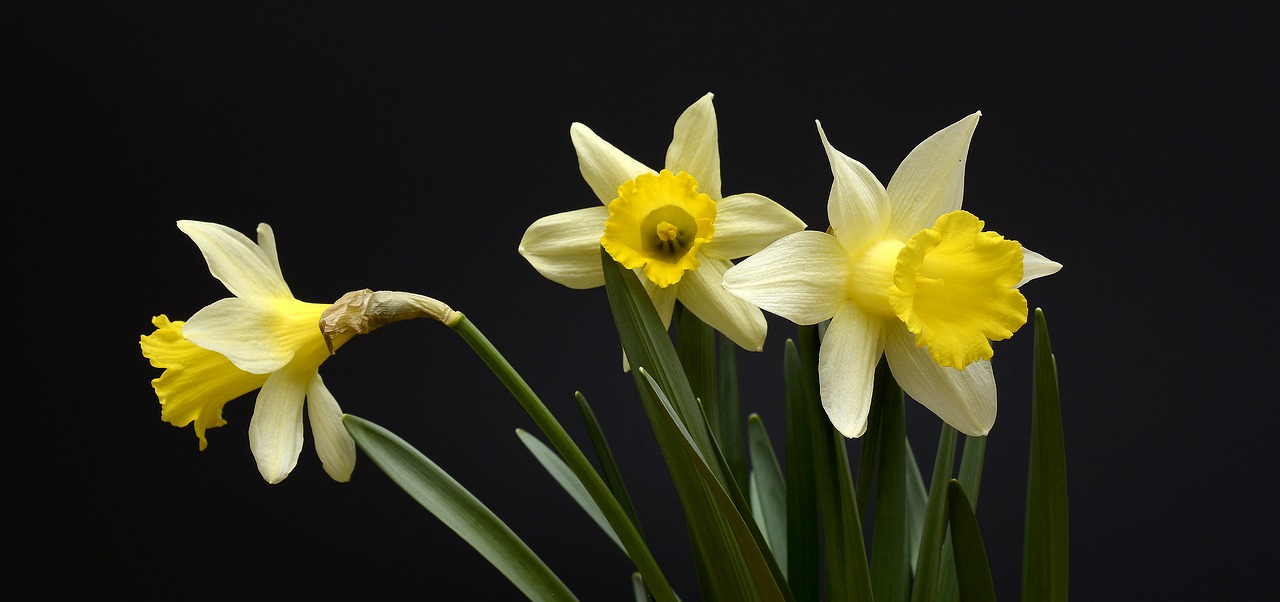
(602, 169, 716, 288)
(887, 210, 1028, 370)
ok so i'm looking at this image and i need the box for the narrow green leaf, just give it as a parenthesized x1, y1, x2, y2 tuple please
(798, 325, 874, 602)
(575, 391, 645, 536)
(903, 434, 929, 574)
(748, 414, 788, 574)
(783, 340, 820, 602)
(344, 415, 578, 601)
(639, 368, 793, 601)
(937, 435, 987, 602)
(602, 248, 778, 600)
(870, 370, 912, 602)
(632, 573, 648, 602)
(1023, 308, 1069, 601)
(718, 333, 748, 497)
(947, 481, 997, 602)
(911, 424, 957, 602)
(517, 429, 624, 553)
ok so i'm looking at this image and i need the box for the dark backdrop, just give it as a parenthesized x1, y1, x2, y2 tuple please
(15, 5, 1275, 600)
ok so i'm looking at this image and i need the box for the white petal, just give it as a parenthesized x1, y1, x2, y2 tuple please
(884, 325, 996, 436)
(665, 92, 721, 200)
(722, 231, 848, 325)
(642, 275, 678, 329)
(676, 257, 768, 351)
(255, 223, 284, 280)
(702, 193, 806, 260)
(518, 206, 610, 289)
(886, 112, 981, 238)
(1018, 247, 1063, 288)
(818, 303, 886, 438)
(306, 373, 355, 483)
(249, 368, 308, 484)
(177, 220, 293, 301)
(818, 122, 891, 252)
(570, 123, 654, 205)
(183, 297, 294, 373)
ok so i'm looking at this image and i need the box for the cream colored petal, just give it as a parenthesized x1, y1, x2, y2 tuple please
(518, 206, 610, 289)
(818, 122, 891, 253)
(249, 368, 308, 484)
(675, 257, 767, 352)
(665, 92, 721, 200)
(722, 231, 848, 325)
(177, 220, 293, 301)
(886, 112, 981, 238)
(256, 223, 284, 280)
(819, 303, 886, 438)
(307, 373, 355, 483)
(183, 298, 294, 374)
(641, 274, 678, 329)
(571, 123, 654, 205)
(702, 193, 806, 260)
(1018, 247, 1063, 288)
(884, 325, 996, 436)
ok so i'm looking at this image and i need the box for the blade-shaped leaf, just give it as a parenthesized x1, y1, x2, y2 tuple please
(947, 480, 996, 602)
(870, 368, 912, 602)
(1023, 308, 1069, 601)
(718, 333, 748, 497)
(517, 428, 624, 553)
(783, 340, 820, 601)
(344, 414, 577, 601)
(748, 414, 788, 574)
(911, 424, 957, 602)
(575, 391, 645, 536)
(937, 434, 987, 602)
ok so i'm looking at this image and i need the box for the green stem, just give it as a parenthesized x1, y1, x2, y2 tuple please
(449, 313, 677, 602)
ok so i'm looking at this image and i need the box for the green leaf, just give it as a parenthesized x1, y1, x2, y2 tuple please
(516, 428, 624, 553)
(783, 340, 820, 602)
(748, 414, 788, 574)
(797, 325, 874, 602)
(343, 414, 578, 601)
(911, 424, 957, 602)
(718, 333, 749, 498)
(575, 392, 645, 536)
(1023, 308, 1069, 601)
(639, 368, 793, 601)
(869, 366, 912, 602)
(946, 480, 997, 602)
(602, 248, 786, 601)
(937, 435, 987, 602)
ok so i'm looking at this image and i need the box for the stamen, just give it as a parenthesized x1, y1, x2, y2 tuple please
(656, 221, 682, 252)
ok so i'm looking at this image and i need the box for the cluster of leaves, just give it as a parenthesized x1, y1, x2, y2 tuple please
(344, 250, 1067, 601)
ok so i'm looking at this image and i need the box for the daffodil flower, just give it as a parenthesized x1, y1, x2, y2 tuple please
(141, 220, 357, 484)
(722, 113, 1062, 437)
(518, 93, 805, 351)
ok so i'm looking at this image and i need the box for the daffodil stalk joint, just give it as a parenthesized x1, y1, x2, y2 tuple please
(723, 112, 1062, 438)
(320, 289, 458, 353)
(518, 92, 805, 352)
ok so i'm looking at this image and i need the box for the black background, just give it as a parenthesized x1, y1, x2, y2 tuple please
(15, 5, 1276, 600)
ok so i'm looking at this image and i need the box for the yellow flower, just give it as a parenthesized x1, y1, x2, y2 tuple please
(518, 93, 805, 351)
(141, 220, 356, 484)
(723, 113, 1062, 437)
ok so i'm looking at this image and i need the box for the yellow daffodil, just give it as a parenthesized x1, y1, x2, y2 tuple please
(722, 113, 1062, 437)
(518, 93, 805, 351)
(141, 220, 357, 484)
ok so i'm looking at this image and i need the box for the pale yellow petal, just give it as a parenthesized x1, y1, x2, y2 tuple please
(307, 373, 355, 483)
(818, 303, 886, 438)
(886, 112, 981, 238)
(518, 206, 610, 289)
(884, 325, 996, 436)
(1018, 247, 1062, 287)
(722, 231, 848, 325)
(702, 193, 806, 260)
(665, 92, 721, 200)
(818, 121, 891, 253)
(177, 220, 293, 302)
(249, 368, 308, 484)
(570, 123, 654, 205)
(675, 257, 767, 352)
